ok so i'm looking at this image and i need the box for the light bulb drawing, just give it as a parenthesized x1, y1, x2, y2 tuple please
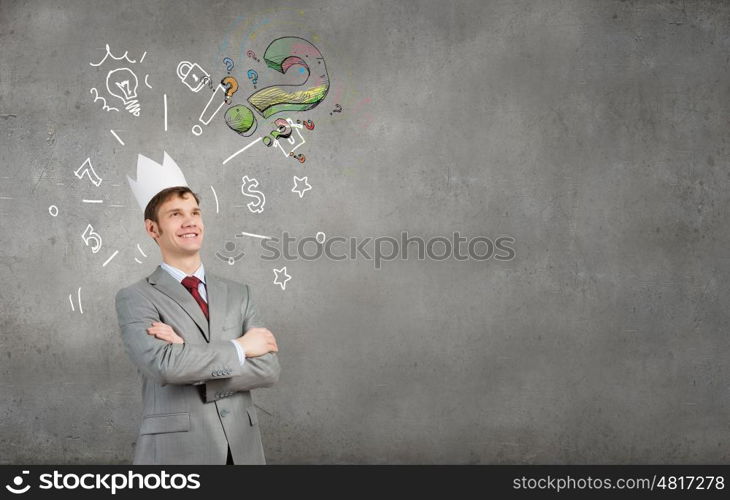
(106, 67, 141, 116)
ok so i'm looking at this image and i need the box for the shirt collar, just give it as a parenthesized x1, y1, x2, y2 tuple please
(160, 261, 206, 284)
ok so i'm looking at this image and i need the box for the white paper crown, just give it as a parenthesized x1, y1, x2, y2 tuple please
(127, 151, 189, 211)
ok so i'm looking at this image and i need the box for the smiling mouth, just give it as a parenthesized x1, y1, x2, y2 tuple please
(178, 232, 199, 239)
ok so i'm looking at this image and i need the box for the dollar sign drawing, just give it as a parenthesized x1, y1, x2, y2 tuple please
(241, 175, 265, 214)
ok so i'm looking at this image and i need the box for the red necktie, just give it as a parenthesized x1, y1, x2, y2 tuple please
(181, 275, 209, 320)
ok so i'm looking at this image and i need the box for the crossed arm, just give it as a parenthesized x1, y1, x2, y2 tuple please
(146, 322, 280, 402)
(116, 287, 280, 402)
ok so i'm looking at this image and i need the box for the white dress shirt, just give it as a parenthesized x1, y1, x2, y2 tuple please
(160, 261, 245, 365)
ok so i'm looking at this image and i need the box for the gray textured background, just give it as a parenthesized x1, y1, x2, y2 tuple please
(1, 0, 729, 464)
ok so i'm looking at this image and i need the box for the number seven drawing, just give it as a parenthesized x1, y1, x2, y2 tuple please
(75, 158, 102, 187)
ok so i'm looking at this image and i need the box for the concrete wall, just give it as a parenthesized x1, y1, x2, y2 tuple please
(1, 0, 729, 463)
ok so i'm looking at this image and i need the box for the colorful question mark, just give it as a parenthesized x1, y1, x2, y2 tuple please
(271, 118, 292, 138)
(289, 152, 306, 163)
(262, 117, 293, 146)
(330, 103, 342, 115)
(221, 76, 238, 103)
(296, 119, 315, 130)
(247, 69, 258, 88)
(223, 57, 234, 73)
(246, 50, 260, 62)
(247, 37, 330, 118)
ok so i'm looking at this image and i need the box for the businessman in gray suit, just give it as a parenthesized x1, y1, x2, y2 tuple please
(115, 182, 280, 465)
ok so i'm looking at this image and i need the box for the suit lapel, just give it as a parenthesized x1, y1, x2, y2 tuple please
(206, 273, 227, 342)
(148, 265, 210, 342)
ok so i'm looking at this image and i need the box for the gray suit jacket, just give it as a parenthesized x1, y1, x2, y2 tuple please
(115, 265, 280, 464)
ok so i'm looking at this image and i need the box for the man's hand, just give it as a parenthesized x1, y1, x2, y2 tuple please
(234, 327, 278, 358)
(147, 321, 184, 344)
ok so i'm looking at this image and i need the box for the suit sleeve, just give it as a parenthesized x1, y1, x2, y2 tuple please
(116, 286, 246, 386)
(204, 284, 281, 402)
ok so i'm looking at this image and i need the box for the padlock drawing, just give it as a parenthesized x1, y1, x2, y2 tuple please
(177, 61, 210, 93)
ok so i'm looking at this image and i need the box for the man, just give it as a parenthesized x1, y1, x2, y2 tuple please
(115, 152, 280, 464)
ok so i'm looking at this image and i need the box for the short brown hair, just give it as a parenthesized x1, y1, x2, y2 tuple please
(144, 186, 200, 223)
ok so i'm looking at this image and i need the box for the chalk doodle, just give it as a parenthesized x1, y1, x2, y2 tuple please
(289, 152, 305, 163)
(222, 136, 263, 165)
(316, 232, 325, 244)
(89, 88, 119, 113)
(110, 129, 125, 145)
(224, 104, 257, 136)
(177, 60, 211, 93)
(69, 287, 83, 314)
(222, 76, 239, 102)
(192, 83, 229, 136)
(102, 250, 119, 267)
(273, 266, 291, 290)
(241, 175, 265, 213)
(88, 43, 151, 122)
(48, 205, 59, 217)
(262, 117, 292, 146)
(330, 83, 374, 128)
(247, 37, 329, 118)
(210, 185, 220, 214)
(237, 231, 272, 240)
(217, 35, 327, 153)
(134, 243, 148, 264)
(90, 44, 138, 67)
(259, 117, 306, 157)
(215, 241, 245, 265)
(81, 224, 103, 253)
(291, 176, 312, 198)
(274, 118, 306, 157)
(74, 158, 102, 187)
(70, 27, 346, 308)
(106, 68, 141, 116)
(247, 69, 258, 88)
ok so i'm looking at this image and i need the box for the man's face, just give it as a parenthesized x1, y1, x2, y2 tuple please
(145, 192, 204, 256)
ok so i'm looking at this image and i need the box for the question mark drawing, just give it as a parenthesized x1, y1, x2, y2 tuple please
(223, 57, 234, 73)
(247, 37, 329, 119)
(221, 76, 238, 103)
(247, 69, 258, 88)
(246, 50, 260, 62)
(330, 103, 342, 115)
(289, 152, 306, 163)
(262, 117, 293, 146)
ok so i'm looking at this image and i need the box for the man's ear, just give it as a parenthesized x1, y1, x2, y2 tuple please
(144, 219, 160, 240)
